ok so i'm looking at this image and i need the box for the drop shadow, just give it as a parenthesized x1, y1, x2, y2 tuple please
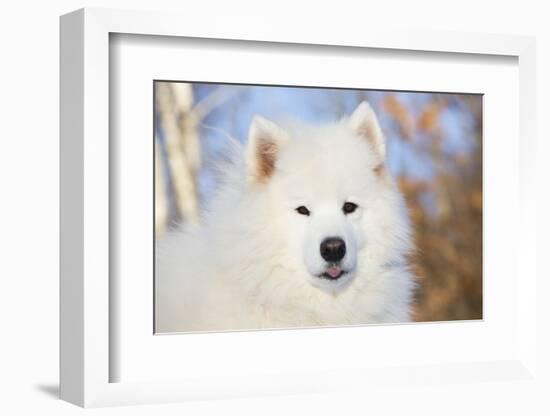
(35, 383, 59, 399)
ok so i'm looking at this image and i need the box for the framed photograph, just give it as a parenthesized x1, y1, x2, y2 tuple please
(153, 82, 483, 334)
(60, 8, 537, 407)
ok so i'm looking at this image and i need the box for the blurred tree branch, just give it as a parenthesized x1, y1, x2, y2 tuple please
(155, 83, 247, 234)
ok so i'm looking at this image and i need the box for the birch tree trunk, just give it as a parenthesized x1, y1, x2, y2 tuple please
(155, 82, 201, 232)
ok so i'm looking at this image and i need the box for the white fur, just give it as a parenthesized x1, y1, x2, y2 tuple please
(156, 102, 415, 333)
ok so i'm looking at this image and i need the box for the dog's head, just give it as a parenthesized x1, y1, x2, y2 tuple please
(246, 102, 403, 293)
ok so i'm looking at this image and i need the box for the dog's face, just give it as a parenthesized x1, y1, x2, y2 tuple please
(246, 102, 393, 292)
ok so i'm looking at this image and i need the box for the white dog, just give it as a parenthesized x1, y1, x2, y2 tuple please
(156, 101, 415, 333)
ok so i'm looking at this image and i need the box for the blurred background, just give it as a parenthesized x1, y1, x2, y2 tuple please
(154, 82, 482, 323)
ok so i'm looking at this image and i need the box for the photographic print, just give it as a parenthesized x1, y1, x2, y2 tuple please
(154, 82, 482, 333)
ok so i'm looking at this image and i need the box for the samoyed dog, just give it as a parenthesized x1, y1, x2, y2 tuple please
(156, 101, 415, 333)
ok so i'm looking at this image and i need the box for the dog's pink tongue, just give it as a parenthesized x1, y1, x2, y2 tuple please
(327, 266, 342, 278)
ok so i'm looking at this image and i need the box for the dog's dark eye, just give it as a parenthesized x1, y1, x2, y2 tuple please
(295, 206, 311, 216)
(342, 202, 358, 215)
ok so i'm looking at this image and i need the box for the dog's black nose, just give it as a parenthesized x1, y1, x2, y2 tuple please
(320, 237, 346, 262)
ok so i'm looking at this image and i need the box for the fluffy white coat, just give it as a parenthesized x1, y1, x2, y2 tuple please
(156, 102, 415, 333)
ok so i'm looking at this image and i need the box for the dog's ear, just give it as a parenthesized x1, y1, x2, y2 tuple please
(247, 115, 289, 183)
(349, 101, 386, 160)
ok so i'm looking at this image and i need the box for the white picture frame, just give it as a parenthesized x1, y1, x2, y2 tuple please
(60, 7, 537, 408)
